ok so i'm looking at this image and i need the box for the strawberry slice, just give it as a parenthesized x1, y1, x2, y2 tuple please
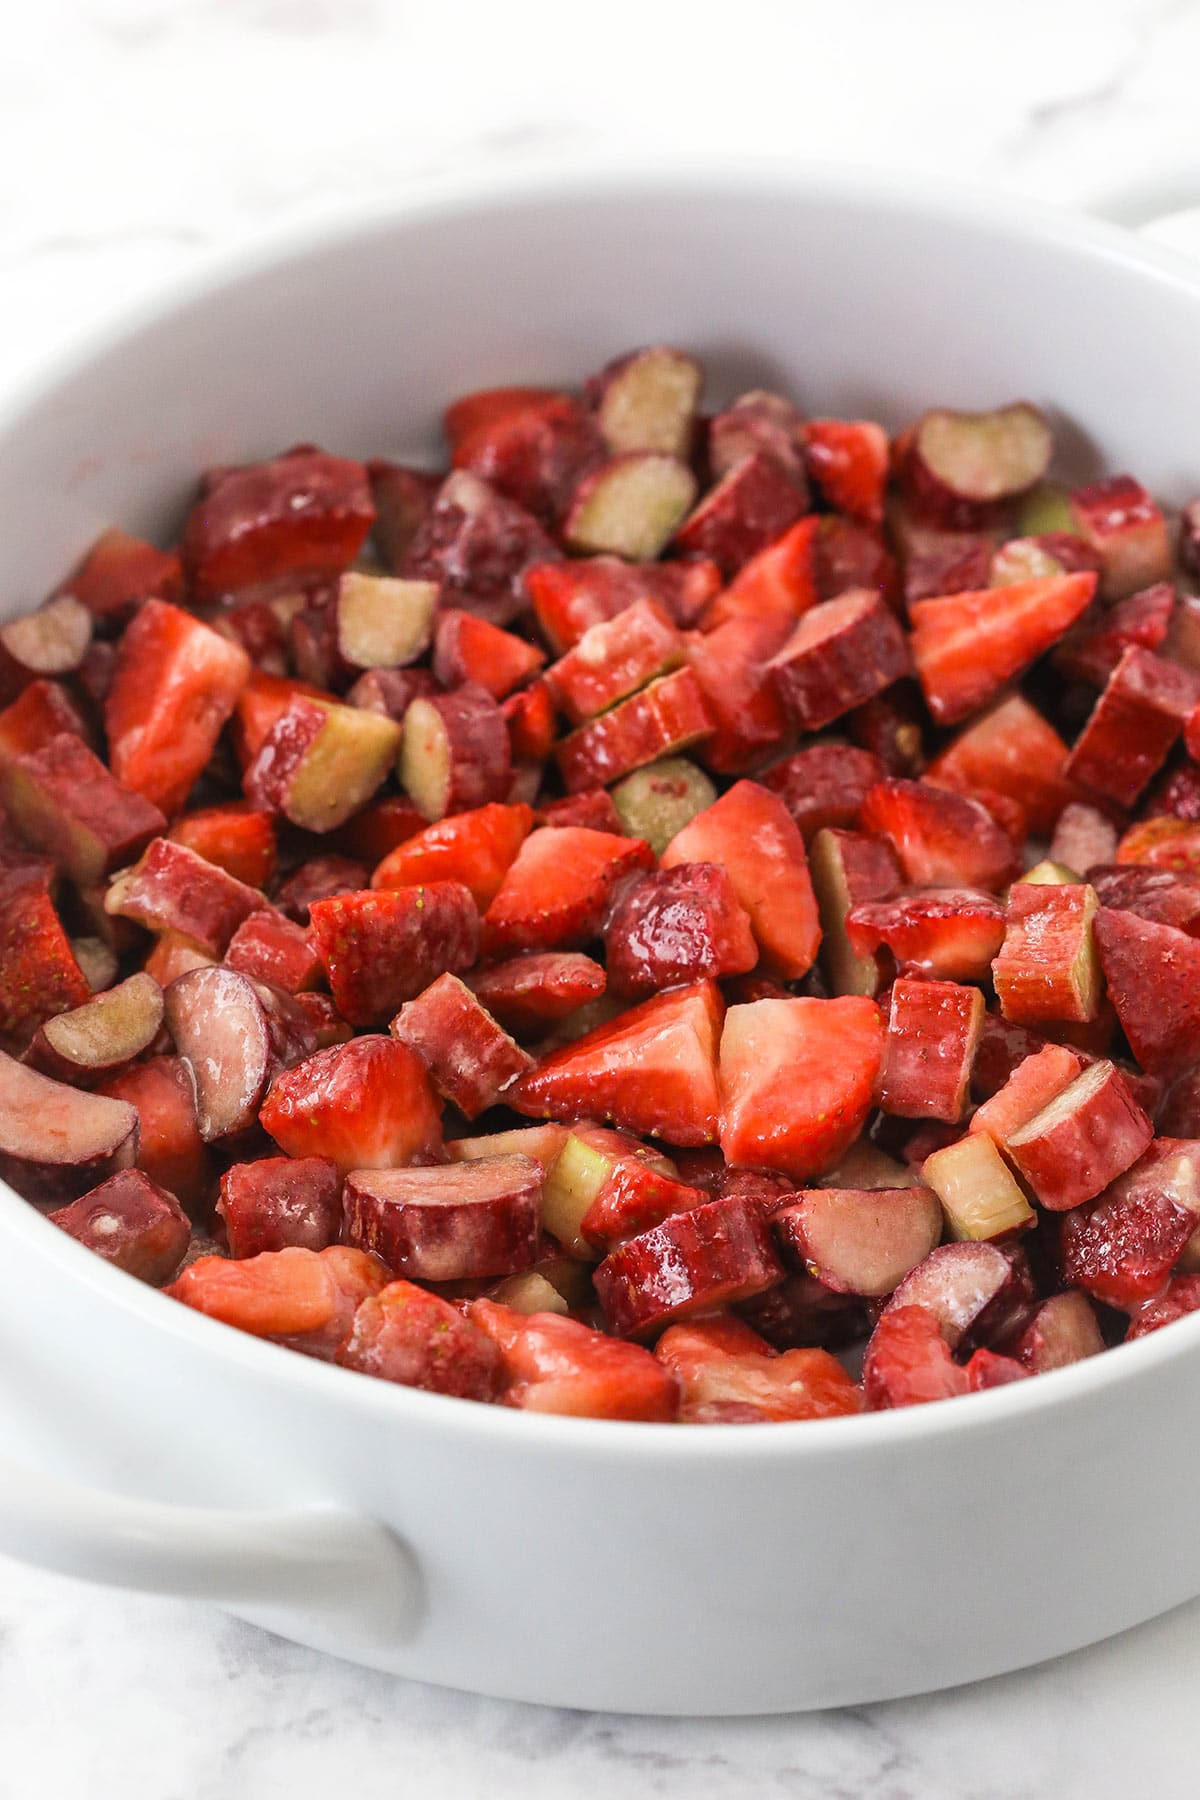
(0, 680, 87, 764)
(216, 1156, 342, 1258)
(525, 556, 720, 652)
(481, 825, 653, 957)
(863, 1306, 972, 1409)
(166, 1244, 387, 1353)
(802, 419, 889, 523)
(603, 862, 758, 999)
(1061, 1186, 1196, 1308)
(468, 1299, 679, 1420)
(925, 693, 1075, 838)
(1093, 907, 1200, 1078)
(1088, 865, 1200, 932)
(847, 887, 1005, 983)
(56, 527, 183, 623)
(225, 910, 323, 994)
(1126, 1276, 1200, 1338)
(259, 1034, 443, 1174)
(0, 867, 89, 1036)
(592, 1195, 784, 1337)
(661, 779, 821, 980)
(683, 612, 793, 772)
(338, 1280, 503, 1399)
(169, 804, 276, 890)
(909, 572, 1097, 725)
(391, 973, 533, 1119)
(510, 980, 724, 1147)
(702, 516, 821, 628)
(655, 1317, 862, 1422)
(106, 599, 250, 816)
(1115, 817, 1200, 879)
(371, 802, 533, 910)
(468, 951, 607, 1036)
(860, 777, 1018, 891)
(433, 609, 547, 699)
(537, 789, 624, 833)
(759, 744, 884, 842)
(309, 883, 480, 1027)
(503, 679, 558, 763)
(97, 1054, 210, 1213)
(718, 996, 884, 1180)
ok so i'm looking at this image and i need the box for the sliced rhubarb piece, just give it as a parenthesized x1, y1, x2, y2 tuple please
(847, 886, 1005, 983)
(331, 796, 424, 867)
(555, 666, 712, 792)
(404, 470, 557, 627)
(97, 1055, 209, 1213)
(863, 1306, 970, 1409)
(656, 1317, 861, 1423)
(524, 556, 719, 652)
(1093, 906, 1200, 1078)
(482, 825, 652, 957)
(309, 883, 479, 1027)
(167, 1244, 388, 1357)
(371, 801, 532, 910)
(1115, 816, 1200, 878)
(510, 980, 723, 1148)
(391, 973, 532, 1120)
(225, 909, 322, 994)
(333, 572, 437, 670)
(1049, 801, 1117, 875)
(993, 882, 1103, 1025)
(860, 777, 1017, 893)
(28, 972, 163, 1087)
(1066, 647, 1200, 806)
(0, 732, 164, 886)
(1126, 1276, 1200, 1338)
(672, 453, 807, 578)
(432, 609, 545, 701)
(718, 996, 883, 1181)
(469, 1299, 678, 1420)
(105, 837, 263, 954)
(772, 1184, 942, 1297)
(539, 1123, 690, 1257)
(48, 1169, 189, 1284)
(892, 506, 997, 609)
(760, 746, 883, 845)
(603, 862, 757, 999)
(544, 597, 682, 725)
(0, 1050, 138, 1203)
(925, 694, 1074, 838)
(105, 600, 250, 817)
(274, 854, 369, 924)
(1069, 474, 1171, 600)
(661, 779, 821, 980)
(217, 1156, 341, 1258)
(845, 682, 926, 778)
(809, 827, 900, 997)
(232, 671, 333, 766)
(260, 1034, 443, 1175)
(969, 1044, 1084, 1149)
(1061, 1185, 1196, 1308)
(338, 1280, 503, 1399)
(1054, 581, 1175, 688)
(708, 390, 807, 487)
(610, 757, 716, 857)
(767, 590, 910, 732)
(467, 952, 606, 1037)
(169, 804, 276, 890)
(802, 419, 888, 523)
(907, 403, 1052, 517)
(345, 666, 438, 723)
(922, 1132, 1035, 1241)
(1088, 864, 1200, 931)
(684, 612, 793, 772)
(563, 452, 697, 560)
(880, 978, 984, 1121)
(882, 1240, 1032, 1351)
(0, 680, 87, 765)
(56, 527, 182, 623)
(181, 448, 373, 601)
(1012, 1291, 1104, 1369)
(448, 388, 602, 523)
(0, 869, 90, 1037)
(592, 1194, 782, 1337)
(343, 1157, 541, 1282)
(398, 686, 511, 823)
(0, 595, 92, 703)
(1007, 1059, 1152, 1210)
(538, 790, 623, 833)
(909, 572, 1097, 726)
(587, 346, 703, 459)
(736, 1270, 867, 1351)
(246, 696, 402, 834)
(164, 967, 313, 1143)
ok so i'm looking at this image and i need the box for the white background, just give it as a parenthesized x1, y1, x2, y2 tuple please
(3, 2, 1200, 1794)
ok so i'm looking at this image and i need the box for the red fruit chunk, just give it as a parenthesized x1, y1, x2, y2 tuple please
(260, 1034, 443, 1175)
(48, 1169, 189, 1285)
(845, 683, 926, 777)
(706, 515, 820, 629)
(1049, 801, 1118, 875)
(993, 882, 1102, 1026)
(169, 805, 276, 890)
(503, 680, 557, 763)
(538, 790, 622, 833)
(0, 1049, 138, 1204)
(246, 696, 403, 834)
(773, 1184, 942, 1298)
(556, 666, 712, 792)
(1088, 865, 1200, 932)
(445, 384, 560, 448)
(684, 612, 793, 773)
(970, 1044, 1084, 1148)
(433, 609, 546, 700)
(167, 1244, 387, 1350)
(586, 347, 703, 460)
(105, 837, 264, 954)
(1069, 474, 1171, 600)
(392, 973, 532, 1120)
(338, 1279, 502, 1399)
(468, 952, 606, 1036)
(1116, 817, 1200, 878)
(718, 996, 883, 1181)
(310, 883, 480, 1027)
(0, 680, 87, 764)
(405, 470, 557, 627)
(469, 1300, 678, 1420)
(225, 910, 322, 994)
(217, 1156, 341, 1258)
(761, 744, 886, 841)
(1013, 1291, 1104, 1370)
(656, 1317, 861, 1422)
(883, 1241, 1032, 1351)
(544, 598, 682, 725)
(925, 694, 1074, 838)
(482, 825, 652, 957)
(343, 1156, 541, 1281)
(863, 1306, 970, 1408)
(803, 419, 888, 523)
(105, 600, 250, 817)
(331, 796, 424, 866)
(1126, 1276, 1200, 1339)
(0, 733, 164, 885)
(893, 509, 996, 609)
(511, 980, 723, 1148)
(604, 862, 757, 1000)
(966, 1348, 1030, 1389)
(767, 590, 910, 732)
(860, 778, 1017, 892)
(525, 556, 720, 653)
(548, 1128, 708, 1253)
(906, 404, 1052, 521)
(28, 972, 164, 1087)
(593, 1195, 782, 1337)
(1054, 582, 1175, 688)
(880, 978, 984, 1122)
(708, 390, 807, 488)
(1066, 647, 1200, 806)
(1147, 762, 1200, 822)
(164, 966, 314, 1142)
(0, 869, 89, 1037)
(1007, 1060, 1152, 1211)
(661, 780, 821, 980)
(57, 527, 182, 623)
(181, 449, 373, 602)
(275, 854, 369, 923)
(1093, 907, 1200, 1079)
(232, 671, 331, 765)
(291, 990, 353, 1050)
(344, 666, 438, 723)
(371, 801, 532, 912)
(98, 1055, 209, 1213)
(909, 572, 1096, 726)
(449, 388, 602, 523)
(847, 887, 1005, 982)
(1061, 1186, 1195, 1308)
(672, 452, 808, 578)
(366, 462, 438, 571)
(399, 686, 511, 822)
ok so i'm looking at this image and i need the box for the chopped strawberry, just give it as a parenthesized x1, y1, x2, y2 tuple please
(908, 572, 1097, 725)
(106, 600, 250, 816)
(537, 789, 623, 833)
(767, 590, 911, 731)
(56, 527, 183, 623)
(433, 609, 547, 699)
(225, 909, 323, 994)
(339, 1280, 503, 1399)
(1053, 581, 1175, 688)
(0, 868, 89, 1037)
(925, 693, 1075, 838)
(96, 1054, 208, 1213)
(1147, 762, 1200, 823)
(259, 1034, 443, 1174)
(859, 777, 1017, 891)
(1126, 1275, 1200, 1339)
(965, 1348, 1030, 1389)
(510, 980, 724, 1148)
(879, 978, 984, 1121)
(803, 419, 889, 523)
(481, 825, 653, 957)
(863, 1306, 970, 1409)
(468, 951, 607, 1036)
(655, 1317, 862, 1422)
(168, 804, 276, 890)
(0, 680, 87, 764)
(1115, 817, 1200, 879)
(166, 1244, 387, 1353)
(330, 797, 425, 866)
(391, 973, 533, 1119)
(1065, 647, 1200, 807)
(683, 612, 793, 772)
(216, 1156, 342, 1257)
(846, 887, 1005, 982)
(525, 556, 720, 652)
(718, 996, 884, 1180)
(309, 883, 480, 1026)
(603, 862, 757, 999)
(371, 802, 533, 910)
(1088, 864, 1200, 932)
(661, 779, 821, 980)
(503, 679, 558, 763)
(469, 1299, 679, 1420)
(447, 388, 602, 523)
(760, 743, 886, 841)
(1061, 1186, 1196, 1308)
(1092, 907, 1200, 1078)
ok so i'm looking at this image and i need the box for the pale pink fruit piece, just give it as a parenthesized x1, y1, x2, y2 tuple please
(28, 972, 164, 1086)
(883, 1241, 1032, 1351)
(342, 1155, 542, 1282)
(772, 1184, 942, 1297)
(0, 1049, 138, 1203)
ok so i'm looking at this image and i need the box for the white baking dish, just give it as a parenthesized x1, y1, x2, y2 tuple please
(1, 165, 1199, 1716)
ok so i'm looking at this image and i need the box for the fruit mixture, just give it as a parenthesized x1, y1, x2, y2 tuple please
(6, 346, 1200, 1425)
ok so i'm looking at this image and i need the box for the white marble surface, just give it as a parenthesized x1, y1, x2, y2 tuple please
(4, 0, 1200, 1792)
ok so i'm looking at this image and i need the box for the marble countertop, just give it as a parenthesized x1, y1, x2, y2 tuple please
(4, 1, 1200, 1793)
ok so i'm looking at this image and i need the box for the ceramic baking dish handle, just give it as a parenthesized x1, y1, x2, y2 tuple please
(0, 1450, 421, 1650)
